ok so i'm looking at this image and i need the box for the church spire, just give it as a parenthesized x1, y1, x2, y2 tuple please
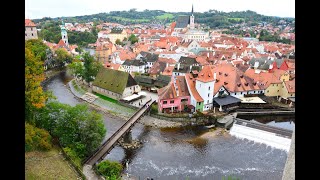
(191, 4, 194, 15)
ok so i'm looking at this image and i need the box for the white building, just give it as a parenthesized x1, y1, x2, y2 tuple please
(25, 19, 38, 40)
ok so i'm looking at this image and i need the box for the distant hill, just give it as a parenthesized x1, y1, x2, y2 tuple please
(33, 9, 294, 29)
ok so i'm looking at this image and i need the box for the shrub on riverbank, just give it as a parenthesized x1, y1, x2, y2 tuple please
(150, 103, 158, 114)
(34, 101, 106, 159)
(25, 123, 52, 152)
(96, 160, 123, 180)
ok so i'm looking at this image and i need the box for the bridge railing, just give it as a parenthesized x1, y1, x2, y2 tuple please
(82, 99, 154, 165)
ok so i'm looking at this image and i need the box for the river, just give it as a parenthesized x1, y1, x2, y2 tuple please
(44, 72, 289, 180)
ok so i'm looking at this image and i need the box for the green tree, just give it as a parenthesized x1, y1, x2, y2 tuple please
(55, 48, 73, 67)
(67, 61, 84, 78)
(128, 34, 138, 44)
(25, 39, 49, 61)
(97, 160, 123, 179)
(115, 39, 122, 45)
(82, 52, 102, 85)
(35, 101, 106, 158)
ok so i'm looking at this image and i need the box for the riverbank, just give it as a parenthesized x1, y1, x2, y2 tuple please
(68, 79, 184, 128)
(25, 145, 81, 179)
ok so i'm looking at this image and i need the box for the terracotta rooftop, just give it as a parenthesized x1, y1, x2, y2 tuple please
(284, 80, 295, 93)
(158, 76, 190, 99)
(185, 73, 203, 102)
(162, 66, 174, 76)
(196, 65, 214, 83)
(25, 19, 36, 27)
(211, 63, 264, 94)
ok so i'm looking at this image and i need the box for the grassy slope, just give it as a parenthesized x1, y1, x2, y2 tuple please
(25, 146, 80, 180)
(227, 17, 244, 21)
(156, 13, 174, 20)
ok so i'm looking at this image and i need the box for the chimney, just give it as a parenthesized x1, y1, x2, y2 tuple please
(189, 65, 192, 72)
(177, 63, 180, 70)
(207, 52, 209, 58)
(214, 72, 216, 80)
(166, 62, 169, 68)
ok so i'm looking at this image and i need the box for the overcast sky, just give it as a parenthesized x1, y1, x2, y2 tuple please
(25, 0, 295, 19)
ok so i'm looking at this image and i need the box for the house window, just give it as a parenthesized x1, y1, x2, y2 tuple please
(235, 93, 237, 95)
(207, 100, 209, 104)
(208, 93, 210, 97)
(25, 34, 27, 36)
(277, 90, 279, 92)
(277, 84, 278, 86)
(208, 86, 210, 90)
(267, 90, 269, 93)
(170, 100, 174, 104)
(198, 102, 201, 105)
(241, 92, 243, 94)
(200, 84, 201, 87)
(31, 33, 33, 36)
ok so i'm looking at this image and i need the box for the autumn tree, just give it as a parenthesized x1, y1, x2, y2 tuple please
(25, 47, 48, 122)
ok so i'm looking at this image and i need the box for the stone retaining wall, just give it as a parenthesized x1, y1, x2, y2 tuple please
(150, 113, 197, 122)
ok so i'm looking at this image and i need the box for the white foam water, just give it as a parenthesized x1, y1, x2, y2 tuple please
(229, 124, 292, 152)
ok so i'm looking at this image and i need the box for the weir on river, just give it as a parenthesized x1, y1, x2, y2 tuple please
(44, 72, 292, 180)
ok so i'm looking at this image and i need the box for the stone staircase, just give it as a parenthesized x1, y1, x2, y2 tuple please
(81, 92, 98, 103)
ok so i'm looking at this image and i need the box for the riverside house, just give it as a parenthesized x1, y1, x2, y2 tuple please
(92, 68, 141, 100)
(158, 76, 190, 113)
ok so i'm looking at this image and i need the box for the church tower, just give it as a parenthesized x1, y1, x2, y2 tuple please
(189, 4, 195, 29)
(61, 20, 69, 47)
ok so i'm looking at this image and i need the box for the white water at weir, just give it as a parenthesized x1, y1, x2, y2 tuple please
(229, 124, 292, 152)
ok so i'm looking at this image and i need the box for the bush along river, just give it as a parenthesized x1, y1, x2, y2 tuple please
(44, 71, 290, 180)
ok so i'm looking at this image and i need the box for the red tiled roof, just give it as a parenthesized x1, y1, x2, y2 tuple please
(196, 56, 209, 66)
(104, 62, 121, 70)
(25, 19, 36, 27)
(197, 65, 215, 83)
(284, 80, 295, 93)
(158, 57, 176, 64)
(211, 63, 264, 94)
(162, 66, 174, 76)
(158, 76, 190, 99)
(185, 73, 203, 102)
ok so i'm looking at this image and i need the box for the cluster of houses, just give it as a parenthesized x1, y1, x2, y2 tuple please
(25, 5, 295, 114)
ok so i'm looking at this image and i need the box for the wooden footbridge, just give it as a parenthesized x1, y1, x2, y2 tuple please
(83, 99, 155, 166)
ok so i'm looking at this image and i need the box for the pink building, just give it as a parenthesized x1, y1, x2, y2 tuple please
(158, 76, 190, 113)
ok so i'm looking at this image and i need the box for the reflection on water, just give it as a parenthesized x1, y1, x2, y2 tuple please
(45, 73, 288, 180)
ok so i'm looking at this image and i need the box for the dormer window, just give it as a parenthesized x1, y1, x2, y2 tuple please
(245, 83, 249, 86)
(240, 75, 243, 78)
(224, 82, 228, 85)
(224, 73, 228, 77)
(237, 83, 241, 87)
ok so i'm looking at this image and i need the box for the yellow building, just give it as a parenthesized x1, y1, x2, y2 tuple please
(265, 80, 295, 101)
(108, 29, 128, 44)
(95, 43, 116, 64)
